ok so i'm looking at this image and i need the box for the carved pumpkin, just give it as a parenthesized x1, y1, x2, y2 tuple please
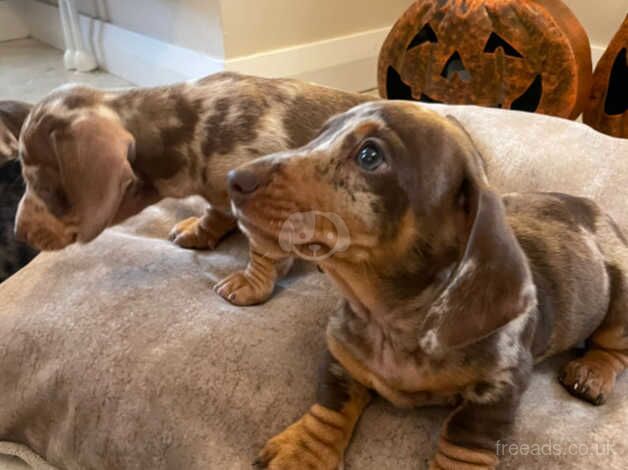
(584, 15, 628, 138)
(378, 0, 592, 119)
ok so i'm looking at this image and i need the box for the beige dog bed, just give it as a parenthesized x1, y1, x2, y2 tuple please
(1, 104, 627, 469)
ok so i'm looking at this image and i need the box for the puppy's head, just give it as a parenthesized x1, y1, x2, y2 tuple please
(13, 85, 136, 250)
(230, 101, 534, 349)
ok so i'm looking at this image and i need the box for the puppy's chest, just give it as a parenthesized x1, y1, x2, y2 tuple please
(327, 307, 478, 407)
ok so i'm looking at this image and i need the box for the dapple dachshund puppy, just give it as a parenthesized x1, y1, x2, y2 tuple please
(9, 72, 371, 304)
(228, 101, 628, 469)
(0, 101, 38, 281)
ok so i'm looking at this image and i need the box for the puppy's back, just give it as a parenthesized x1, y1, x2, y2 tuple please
(503, 192, 627, 358)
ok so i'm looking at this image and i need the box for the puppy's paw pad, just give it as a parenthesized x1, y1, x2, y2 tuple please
(168, 217, 217, 250)
(214, 271, 274, 306)
(559, 359, 615, 405)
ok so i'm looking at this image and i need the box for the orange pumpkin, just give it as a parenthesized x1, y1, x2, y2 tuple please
(378, 0, 592, 119)
(584, 15, 628, 138)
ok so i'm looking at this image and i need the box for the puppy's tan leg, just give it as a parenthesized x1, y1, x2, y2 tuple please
(255, 352, 371, 470)
(169, 207, 236, 250)
(214, 248, 292, 306)
(561, 262, 628, 405)
(431, 375, 528, 470)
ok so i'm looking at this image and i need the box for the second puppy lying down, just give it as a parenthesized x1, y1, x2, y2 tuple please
(10, 73, 371, 305)
(229, 102, 628, 469)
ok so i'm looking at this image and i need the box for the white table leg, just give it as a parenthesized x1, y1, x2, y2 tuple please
(59, 0, 98, 72)
(59, 0, 75, 70)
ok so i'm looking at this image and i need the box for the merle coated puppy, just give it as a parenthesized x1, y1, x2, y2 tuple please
(7, 73, 372, 303)
(229, 101, 628, 470)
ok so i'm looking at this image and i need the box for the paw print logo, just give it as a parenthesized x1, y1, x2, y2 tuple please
(278, 211, 350, 261)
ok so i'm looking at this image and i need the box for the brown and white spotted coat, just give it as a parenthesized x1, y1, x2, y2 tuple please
(229, 101, 628, 469)
(11, 72, 372, 303)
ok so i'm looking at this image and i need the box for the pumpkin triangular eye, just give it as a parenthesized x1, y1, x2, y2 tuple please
(483, 32, 523, 58)
(407, 23, 438, 50)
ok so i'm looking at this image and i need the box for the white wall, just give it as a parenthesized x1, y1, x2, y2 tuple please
(26, 0, 415, 62)
(3, 0, 624, 89)
(563, 0, 627, 63)
(564, 0, 627, 48)
(0, 0, 28, 42)
(41, 0, 225, 58)
(220, 0, 413, 58)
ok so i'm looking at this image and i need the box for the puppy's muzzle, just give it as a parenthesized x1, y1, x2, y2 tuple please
(15, 194, 77, 250)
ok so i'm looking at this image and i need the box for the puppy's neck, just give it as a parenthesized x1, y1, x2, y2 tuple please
(323, 239, 460, 328)
(106, 84, 201, 195)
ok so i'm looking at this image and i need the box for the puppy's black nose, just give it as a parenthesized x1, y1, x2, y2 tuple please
(228, 169, 260, 197)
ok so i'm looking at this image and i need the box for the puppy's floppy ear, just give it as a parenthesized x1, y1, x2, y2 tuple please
(445, 115, 489, 184)
(51, 114, 136, 242)
(0, 100, 32, 165)
(426, 179, 535, 350)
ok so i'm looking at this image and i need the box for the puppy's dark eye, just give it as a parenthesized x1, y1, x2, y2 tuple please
(356, 144, 384, 171)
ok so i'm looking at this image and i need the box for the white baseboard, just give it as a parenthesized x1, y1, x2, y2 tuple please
(226, 28, 389, 92)
(9, 0, 385, 91)
(0, 2, 28, 42)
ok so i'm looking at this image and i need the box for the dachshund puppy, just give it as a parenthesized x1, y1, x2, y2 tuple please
(229, 101, 628, 469)
(0, 101, 37, 282)
(9, 72, 371, 304)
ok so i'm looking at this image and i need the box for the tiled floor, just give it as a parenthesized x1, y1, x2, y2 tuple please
(0, 38, 131, 103)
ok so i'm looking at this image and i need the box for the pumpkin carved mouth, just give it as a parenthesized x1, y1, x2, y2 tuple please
(511, 74, 543, 112)
(386, 65, 543, 112)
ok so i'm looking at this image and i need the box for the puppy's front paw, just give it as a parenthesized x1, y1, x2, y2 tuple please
(560, 357, 616, 405)
(430, 438, 498, 470)
(168, 217, 218, 250)
(254, 421, 344, 470)
(214, 270, 274, 306)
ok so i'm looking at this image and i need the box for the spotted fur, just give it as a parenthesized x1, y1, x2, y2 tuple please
(10, 73, 372, 301)
(232, 101, 628, 469)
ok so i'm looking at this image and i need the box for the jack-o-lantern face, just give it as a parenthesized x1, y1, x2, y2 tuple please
(378, 0, 592, 119)
(584, 15, 628, 138)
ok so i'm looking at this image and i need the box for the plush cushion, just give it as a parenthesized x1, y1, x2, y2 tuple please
(1, 104, 627, 470)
